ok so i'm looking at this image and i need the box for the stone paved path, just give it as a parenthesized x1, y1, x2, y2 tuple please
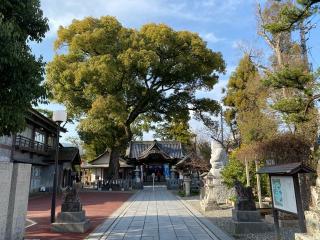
(87, 186, 232, 240)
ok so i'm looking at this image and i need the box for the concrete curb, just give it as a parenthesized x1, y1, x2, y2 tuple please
(175, 194, 235, 240)
(85, 191, 140, 240)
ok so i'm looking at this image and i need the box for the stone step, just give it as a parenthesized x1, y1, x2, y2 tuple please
(51, 219, 90, 233)
(231, 220, 274, 234)
(56, 210, 86, 223)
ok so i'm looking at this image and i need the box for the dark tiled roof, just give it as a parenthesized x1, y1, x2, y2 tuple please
(82, 150, 133, 168)
(257, 162, 315, 175)
(58, 147, 81, 164)
(126, 140, 184, 159)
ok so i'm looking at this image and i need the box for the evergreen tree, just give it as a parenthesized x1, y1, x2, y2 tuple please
(0, 0, 48, 135)
(258, 0, 318, 144)
(223, 54, 277, 145)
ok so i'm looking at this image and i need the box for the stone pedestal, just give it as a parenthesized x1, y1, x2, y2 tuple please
(52, 184, 90, 233)
(231, 210, 274, 234)
(200, 173, 219, 211)
(200, 140, 234, 211)
(0, 162, 31, 240)
(52, 210, 90, 233)
(231, 181, 273, 235)
(184, 176, 191, 197)
(295, 160, 320, 239)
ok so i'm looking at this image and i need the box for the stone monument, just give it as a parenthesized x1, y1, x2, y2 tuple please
(51, 183, 90, 233)
(295, 160, 320, 240)
(184, 174, 191, 197)
(200, 140, 233, 211)
(231, 181, 273, 234)
(0, 162, 31, 240)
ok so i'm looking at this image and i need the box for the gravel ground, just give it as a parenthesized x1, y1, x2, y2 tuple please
(182, 195, 300, 240)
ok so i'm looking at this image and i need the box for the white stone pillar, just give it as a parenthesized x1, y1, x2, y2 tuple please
(184, 176, 191, 197)
(0, 163, 13, 237)
(134, 166, 140, 183)
(0, 162, 31, 240)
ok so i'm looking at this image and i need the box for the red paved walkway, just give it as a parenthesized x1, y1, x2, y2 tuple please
(25, 191, 132, 240)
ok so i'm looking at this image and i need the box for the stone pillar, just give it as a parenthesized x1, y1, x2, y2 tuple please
(184, 175, 191, 197)
(200, 172, 219, 211)
(0, 163, 13, 238)
(134, 166, 140, 183)
(0, 162, 31, 240)
(296, 160, 320, 239)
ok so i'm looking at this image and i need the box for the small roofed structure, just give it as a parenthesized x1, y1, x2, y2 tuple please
(257, 162, 315, 175)
(125, 140, 185, 182)
(257, 162, 315, 237)
(81, 150, 134, 185)
(126, 140, 184, 164)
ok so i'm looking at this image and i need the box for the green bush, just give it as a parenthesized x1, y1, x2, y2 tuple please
(221, 154, 247, 188)
(221, 153, 270, 196)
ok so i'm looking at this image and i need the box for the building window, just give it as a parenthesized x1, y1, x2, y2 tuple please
(35, 130, 45, 143)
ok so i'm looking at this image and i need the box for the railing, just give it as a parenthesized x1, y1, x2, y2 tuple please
(15, 135, 53, 155)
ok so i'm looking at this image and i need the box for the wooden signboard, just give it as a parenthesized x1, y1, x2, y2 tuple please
(271, 176, 297, 214)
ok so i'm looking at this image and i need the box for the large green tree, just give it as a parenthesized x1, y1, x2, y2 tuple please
(154, 117, 194, 145)
(223, 54, 277, 145)
(0, 0, 48, 135)
(258, 0, 318, 143)
(46, 16, 225, 177)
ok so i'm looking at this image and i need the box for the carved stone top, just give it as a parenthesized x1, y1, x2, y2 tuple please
(209, 140, 227, 178)
(234, 180, 256, 211)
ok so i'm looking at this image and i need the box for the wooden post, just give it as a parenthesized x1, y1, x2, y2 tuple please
(269, 175, 280, 239)
(245, 157, 250, 187)
(293, 174, 307, 233)
(255, 160, 262, 208)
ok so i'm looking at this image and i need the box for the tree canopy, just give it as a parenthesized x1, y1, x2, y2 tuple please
(46, 16, 225, 176)
(0, 0, 48, 135)
(258, 0, 318, 143)
(223, 54, 277, 145)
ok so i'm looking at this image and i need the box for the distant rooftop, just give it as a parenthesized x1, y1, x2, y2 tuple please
(126, 140, 184, 160)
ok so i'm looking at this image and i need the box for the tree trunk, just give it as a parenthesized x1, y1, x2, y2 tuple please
(108, 147, 120, 179)
(255, 160, 263, 208)
(299, 21, 309, 69)
(245, 157, 250, 187)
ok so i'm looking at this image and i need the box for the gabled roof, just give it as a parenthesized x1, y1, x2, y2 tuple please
(46, 147, 81, 165)
(58, 147, 81, 164)
(126, 140, 184, 160)
(257, 162, 315, 175)
(82, 150, 134, 168)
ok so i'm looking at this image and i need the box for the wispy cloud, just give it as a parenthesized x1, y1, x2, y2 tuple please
(201, 32, 223, 43)
(41, 0, 254, 38)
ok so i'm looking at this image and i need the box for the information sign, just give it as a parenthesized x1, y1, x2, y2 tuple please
(271, 176, 297, 214)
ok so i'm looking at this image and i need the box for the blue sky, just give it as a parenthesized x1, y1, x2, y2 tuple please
(30, 0, 320, 142)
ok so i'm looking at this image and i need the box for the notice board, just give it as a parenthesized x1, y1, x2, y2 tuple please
(271, 176, 297, 214)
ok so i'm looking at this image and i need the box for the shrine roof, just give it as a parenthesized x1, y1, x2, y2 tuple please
(81, 150, 133, 168)
(257, 162, 315, 175)
(126, 140, 184, 160)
